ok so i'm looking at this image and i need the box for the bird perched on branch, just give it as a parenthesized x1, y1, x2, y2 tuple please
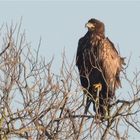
(76, 18, 125, 116)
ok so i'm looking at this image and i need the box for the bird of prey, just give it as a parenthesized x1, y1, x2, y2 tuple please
(76, 18, 125, 116)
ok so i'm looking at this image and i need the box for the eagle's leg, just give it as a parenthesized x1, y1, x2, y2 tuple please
(93, 83, 110, 118)
(93, 83, 102, 116)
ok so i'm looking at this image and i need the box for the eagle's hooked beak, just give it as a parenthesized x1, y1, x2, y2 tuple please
(85, 22, 95, 29)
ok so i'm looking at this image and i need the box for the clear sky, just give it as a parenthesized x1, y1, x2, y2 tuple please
(0, 1, 140, 139)
(0, 1, 140, 73)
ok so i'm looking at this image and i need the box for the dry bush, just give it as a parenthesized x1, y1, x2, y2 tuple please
(0, 22, 140, 140)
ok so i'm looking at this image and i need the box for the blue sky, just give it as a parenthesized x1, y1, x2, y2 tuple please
(0, 1, 140, 139)
(0, 1, 140, 74)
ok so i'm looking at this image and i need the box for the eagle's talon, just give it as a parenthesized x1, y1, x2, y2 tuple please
(93, 83, 102, 92)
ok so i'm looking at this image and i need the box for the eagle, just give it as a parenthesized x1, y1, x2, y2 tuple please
(76, 18, 125, 116)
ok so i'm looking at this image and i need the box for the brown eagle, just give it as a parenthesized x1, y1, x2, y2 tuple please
(76, 18, 125, 116)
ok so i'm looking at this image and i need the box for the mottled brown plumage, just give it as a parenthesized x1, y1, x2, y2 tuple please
(76, 18, 125, 115)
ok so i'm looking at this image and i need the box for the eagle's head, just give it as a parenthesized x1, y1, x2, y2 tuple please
(85, 18, 105, 35)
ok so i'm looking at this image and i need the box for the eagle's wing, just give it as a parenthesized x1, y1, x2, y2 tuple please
(76, 33, 90, 67)
(76, 37, 84, 66)
(98, 37, 124, 92)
